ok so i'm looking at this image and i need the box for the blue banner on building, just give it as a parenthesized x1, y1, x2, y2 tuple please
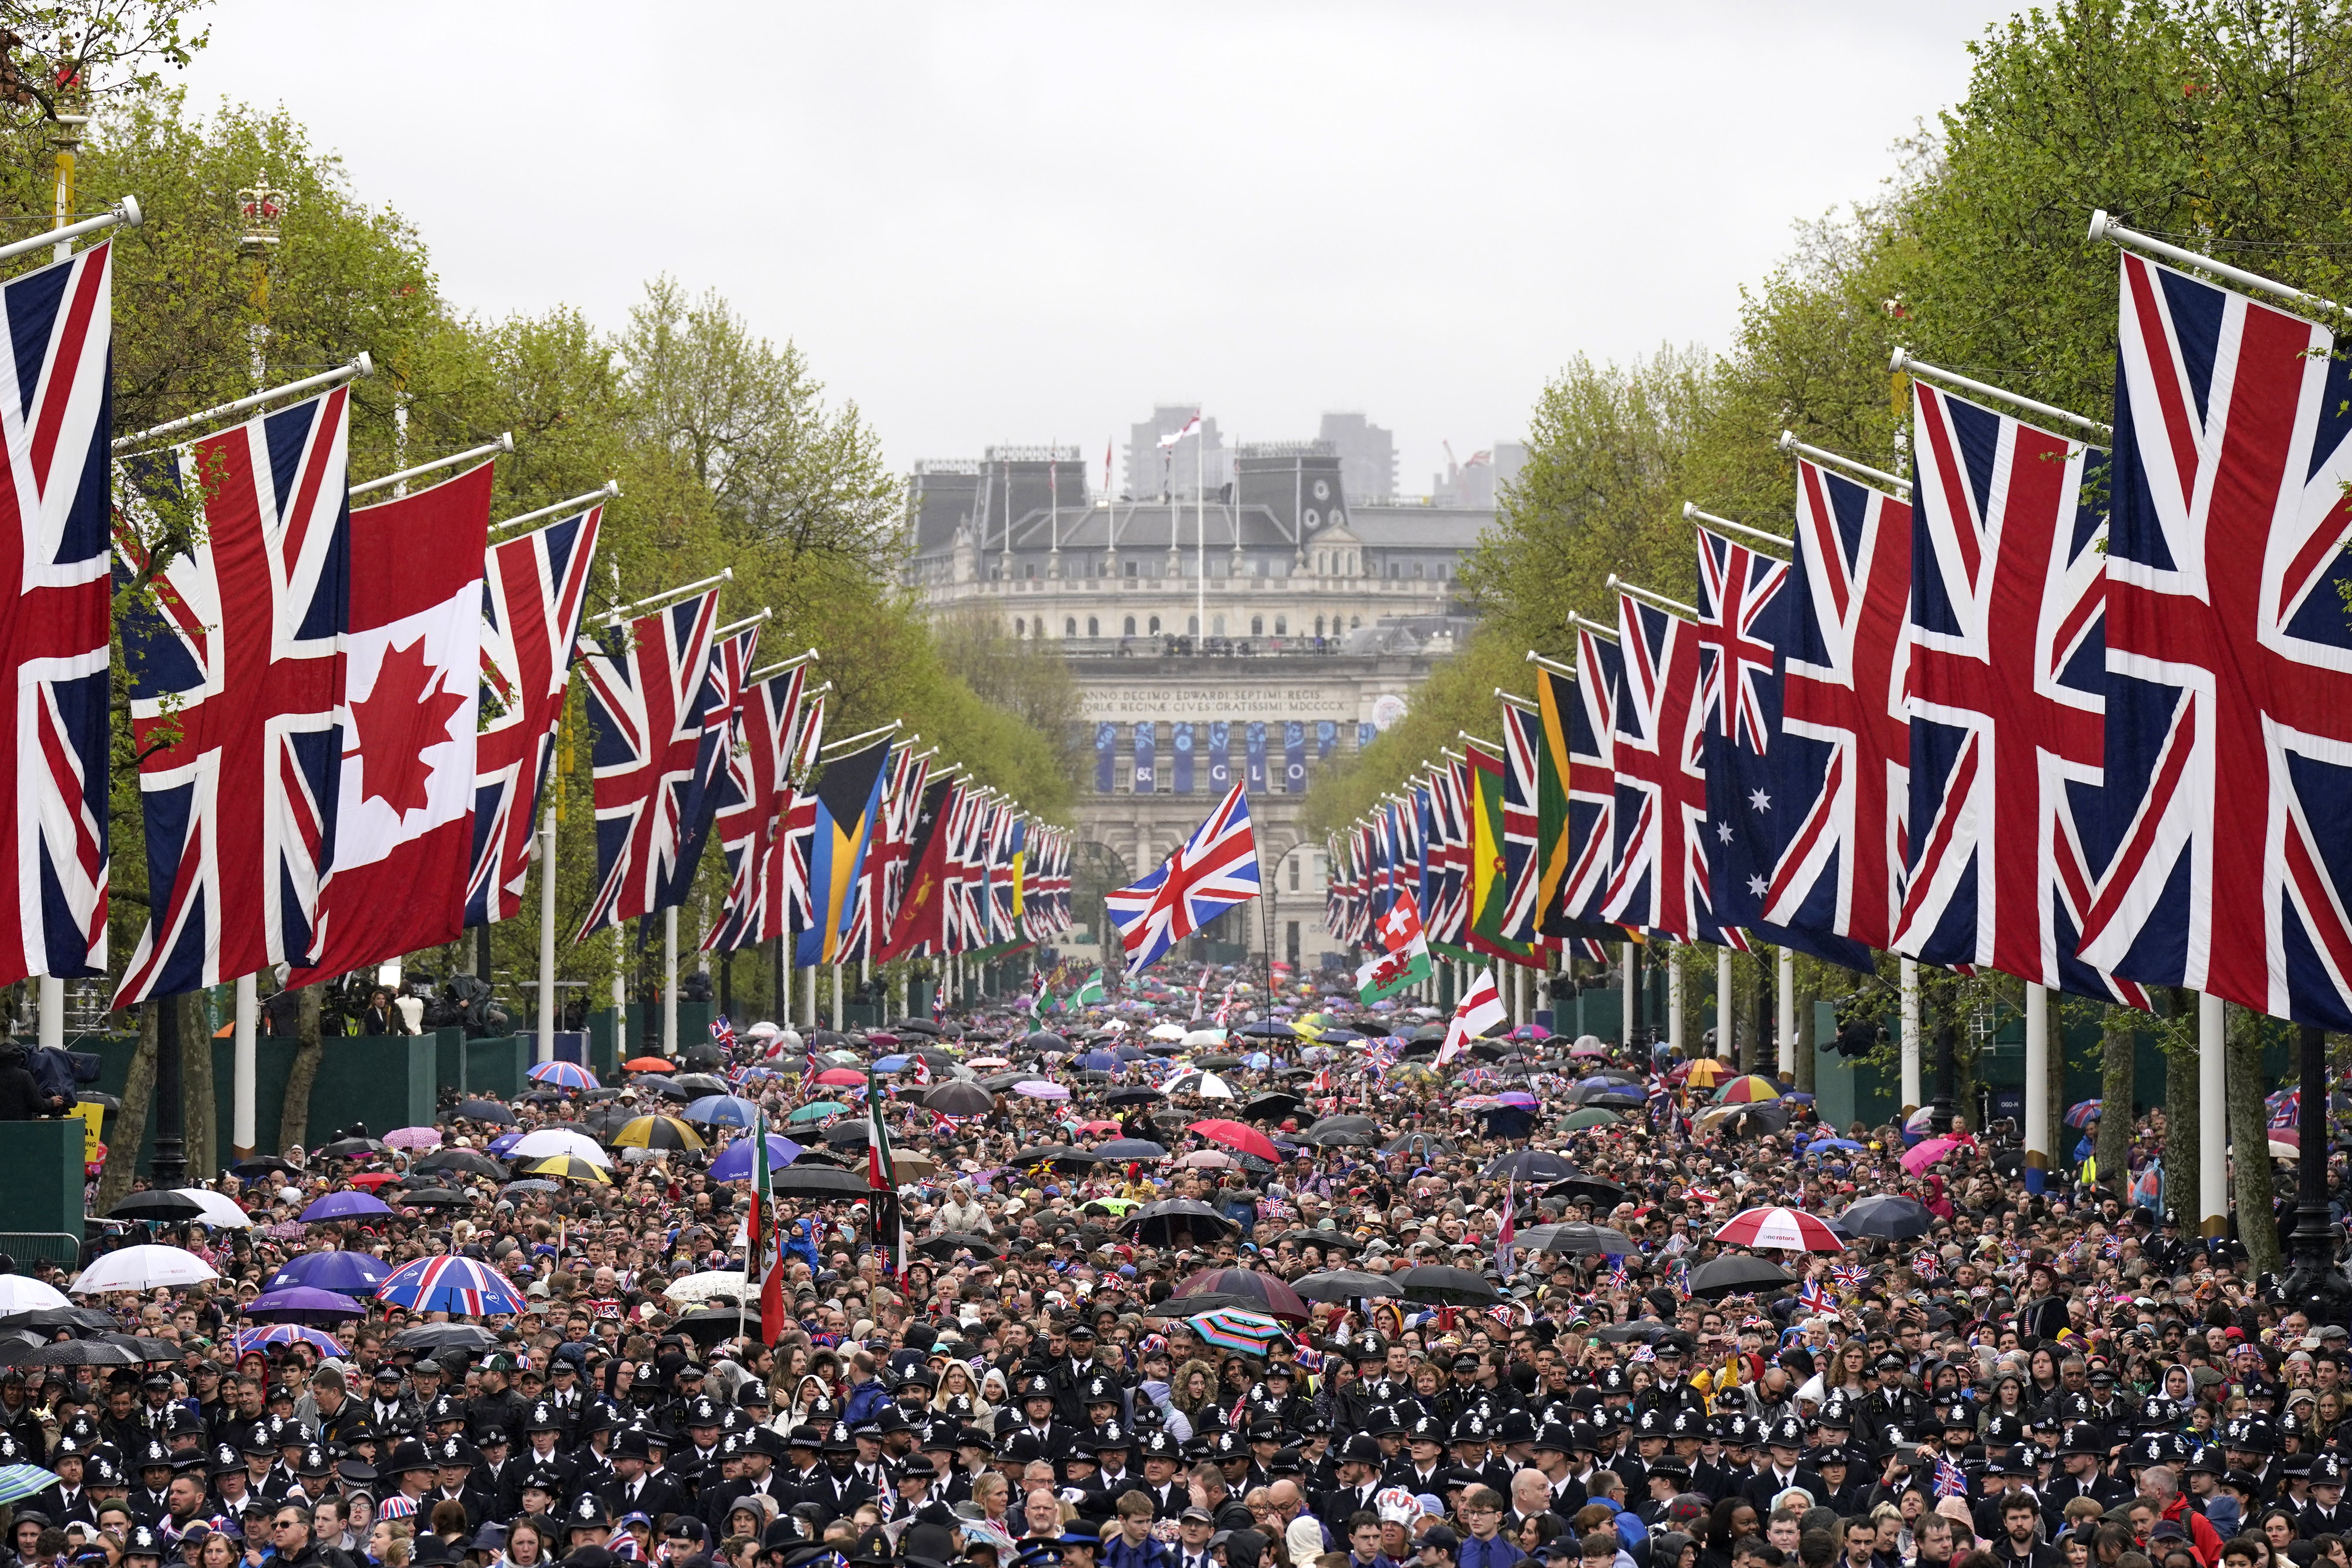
(1316, 720, 1337, 760)
(1358, 721, 1378, 752)
(1095, 722, 1116, 792)
(1172, 721, 1194, 794)
(1209, 721, 1231, 790)
(1132, 721, 1156, 793)
(1246, 721, 1268, 792)
(1284, 721, 1306, 792)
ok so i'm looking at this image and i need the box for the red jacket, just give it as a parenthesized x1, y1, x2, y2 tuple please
(2162, 1492, 2223, 1568)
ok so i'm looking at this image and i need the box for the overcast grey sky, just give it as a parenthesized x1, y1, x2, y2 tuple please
(176, 1, 2019, 496)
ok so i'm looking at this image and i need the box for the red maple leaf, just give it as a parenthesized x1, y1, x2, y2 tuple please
(349, 637, 464, 816)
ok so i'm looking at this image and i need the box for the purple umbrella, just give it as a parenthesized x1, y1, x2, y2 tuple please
(264, 1252, 390, 1294)
(243, 1287, 367, 1324)
(299, 1192, 391, 1223)
(1496, 1091, 1541, 1108)
(232, 1325, 343, 1357)
(1012, 1080, 1069, 1100)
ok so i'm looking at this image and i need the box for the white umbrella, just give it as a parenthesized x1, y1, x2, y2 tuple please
(71, 1245, 219, 1294)
(509, 1128, 613, 1167)
(1147, 1024, 1187, 1042)
(746, 1022, 779, 1039)
(665, 1270, 750, 1305)
(0, 1276, 69, 1312)
(1182, 1029, 1226, 1047)
(171, 1189, 253, 1229)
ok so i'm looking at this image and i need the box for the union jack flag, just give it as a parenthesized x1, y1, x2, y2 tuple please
(1893, 383, 2144, 1004)
(1932, 1455, 1968, 1500)
(1607, 595, 1739, 946)
(116, 389, 353, 1002)
(711, 1015, 738, 1050)
(702, 662, 807, 952)
(465, 501, 601, 926)
(574, 587, 721, 939)
(0, 240, 112, 986)
(1796, 1278, 1833, 1314)
(1830, 1262, 1870, 1293)
(1563, 626, 1623, 925)
(1764, 458, 1912, 954)
(1911, 1249, 1943, 1280)
(2077, 250, 2352, 1026)
(1106, 784, 1259, 970)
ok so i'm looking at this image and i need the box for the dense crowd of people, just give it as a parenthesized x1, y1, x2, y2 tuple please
(0, 958, 2341, 1568)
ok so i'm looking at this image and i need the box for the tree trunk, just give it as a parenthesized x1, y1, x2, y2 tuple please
(179, 993, 216, 1179)
(2095, 1007, 2135, 1196)
(279, 986, 324, 1156)
(1793, 971, 1817, 1094)
(2163, 989, 2199, 1228)
(95, 1002, 158, 1212)
(2227, 1003, 2283, 1277)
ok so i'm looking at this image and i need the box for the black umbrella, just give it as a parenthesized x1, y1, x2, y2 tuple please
(671, 1308, 750, 1345)
(1574, 1086, 1647, 1110)
(0, 1307, 114, 1334)
(230, 1155, 302, 1179)
(1024, 1031, 1071, 1053)
(1234, 1019, 1295, 1039)
(922, 1081, 995, 1116)
(108, 1191, 204, 1223)
(896, 1019, 944, 1036)
(1518, 1222, 1637, 1257)
(1243, 1093, 1303, 1123)
(1290, 1269, 1403, 1304)
(822, 1122, 872, 1148)
(318, 1137, 390, 1159)
(770, 1165, 873, 1199)
(1545, 1176, 1627, 1208)
(1838, 1195, 1934, 1242)
(1483, 1150, 1576, 1182)
(1593, 1320, 1670, 1343)
(1103, 1085, 1163, 1104)
(1704, 1102, 1791, 1139)
(390, 1323, 499, 1353)
(1196, 1054, 1244, 1070)
(2, 1340, 136, 1368)
(672, 1074, 729, 1095)
(454, 1099, 516, 1125)
(98, 1333, 181, 1361)
(1012, 1146, 1100, 1172)
(413, 1148, 505, 1179)
(1397, 1266, 1501, 1305)
(400, 1187, 478, 1209)
(75, 1091, 120, 1111)
(913, 1232, 1000, 1260)
(1278, 1228, 1363, 1253)
(977, 1071, 1029, 1091)
(1685, 1254, 1793, 1299)
(681, 1044, 725, 1069)
(1118, 1199, 1240, 1245)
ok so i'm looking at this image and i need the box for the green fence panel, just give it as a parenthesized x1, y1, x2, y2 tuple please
(0, 1121, 85, 1239)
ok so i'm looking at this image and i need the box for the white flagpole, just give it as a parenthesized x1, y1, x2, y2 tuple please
(1717, 948, 1734, 1062)
(538, 804, 559, 1063)
(664, 907, 680, 1058)
(1195, 413, 1206, 641)
(231, 975, 257, 1158)
(1776, 948, 1795, 1075)
(1900, 958, 1923, 1108)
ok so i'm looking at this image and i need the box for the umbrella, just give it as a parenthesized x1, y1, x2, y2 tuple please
(1699, 1102, 1791, 1138)
(0, 1463, 65, 1507)
(0, 1278, 68, 1314)
(382, 1126, 442, 1151)
(97, 1331, 178, 1362)
(683, 1095, 761, 1128)
(376, 1256, 528, 1315)
(1076, 1050, 1121, 1071)
(1290, 1269, 1403, 1303)
(1683, 1059, 1731, 1088)
(1235, 1019, 1295, 1039)
(709, 1135, 805, 1181)
(623, 1057, 673, 1072)
(0, 1305, 112, 1333)
(1838, 1195, 1935, 1241)
(1594, 1320, 1671, 1343)
(787, 1101, 848, 1122)
(316, 1136, 389, 1159)
(1561, 1107, 1623, 1130)
(813, 1067, 866, 1087)
(670, 1308, 753, 1345)
(388, 1323, 497, 1353)
(1382, 1133, 1458, 1156)
(1715, 1207, 1844, 1252)
(1012, 1080, 1070, 1101)
(1712, 1075, 1783, 1104)
(1168, 1070, 1236, 1099)
(1024, 1031, 1071, 1053)
(453, 1099, 516, 1125)
(608, 1116, 706, 1152)
(1102, 1085, 1162, 1106)
(1094, 1139, 1167, 1160)
(509, 1128, 612, 1166)
(1900, 1137, 1967, 1175)
(1396, 1266, 1501, 1305)
(229, 1155, 302, 1179)
(1189, 1119, 1282, 1162)
(1544, 1175, 1627, 1208)
(1569, 1038, 1610, 1058)
(242, 1287, 366, 1324)
(264, 1252, 390, 1294)
(344, 1171, 402, 1190)
(71, 1245, 218, 1294)
(230, 1325, 343, 1357)
(1686, 1254, 1793, 1298)
(525, 1060, 598, 1090)
(1174, 1150, 1238, 1170)
(663, 1270, 750, 1306)
(108, 1191, 205, 1223)
(2063, 1101, 2102, 1129)
(412, 1148, 505, 1179)
(896, 1019, 943, 1037)
(519, 1155, 612, 1185)
(1, 1340, 135, 1368)
(1483, 1150, 1576, 1182)
(913, 1232, 1001, 1261)
(1173, 1268, 1310, 1322)
(1186, 1307, 1288, 1356)
(823, 1121, 873, 1148)
(770, 1165, 873, 1198)
(1120, 1198, 1240, 1244)
(399, 1186, 478, 1208)
(1012, 1146, 1100, 1172)
(1519, 1222, 1637, 1256)
(299, 1192, 391, 1223)
(500, 1179, 559, 1195)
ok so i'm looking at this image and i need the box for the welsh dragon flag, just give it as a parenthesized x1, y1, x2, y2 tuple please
(1357, 887, 1435, 1002)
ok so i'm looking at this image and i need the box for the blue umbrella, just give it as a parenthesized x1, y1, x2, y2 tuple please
(264, 1251, 390, 1295)
(1078, 1050, 1121, 1071)
(0, 1463, 64, 1506)
(487, 1132, 525, 1157)
(300, 1191, 390, 1222)
(709, 1135, 806, 1182)
(244, 1286, 368, 1324)
(871, 1055, 912, 1074)
(1094, 1138, 1167, 1160)
(1805, 1138, 1867, 1153)
(683, 1095, 761, 1128)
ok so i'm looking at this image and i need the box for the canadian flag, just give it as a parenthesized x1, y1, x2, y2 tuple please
(295, 462, 494, 979)
(1437, 967, 1507, 1065)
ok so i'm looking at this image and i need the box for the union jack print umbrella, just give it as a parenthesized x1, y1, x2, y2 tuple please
(526, 1060, 598, 1090)
(374, 1255, 527, 1316)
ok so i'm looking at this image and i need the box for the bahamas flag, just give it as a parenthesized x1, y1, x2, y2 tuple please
(796, 736, 893, 966)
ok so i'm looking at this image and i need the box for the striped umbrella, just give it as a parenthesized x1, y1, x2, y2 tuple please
(1713, 1206, 1845, 1252)
(519, 1154, 613, 1185)
(0, 1463, 64, 1507)
(2063, 1101, 2102, 1130)
(526, 1060, 598, 1090)
(1711, 1075, 1782, 1104)
(1185, 1307, 1288, 1358)
(375, 1255, 528, 1316)
(1683, 1058, 1731, 1088)
(232, 1324, 344, 1357)
(607, 1115, 706, 1152)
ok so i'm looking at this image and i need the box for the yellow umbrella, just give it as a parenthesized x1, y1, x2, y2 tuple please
(519, 1155, 613, 1185)
(1684, 1059, 1731, 1088)
(606, 1115, 705, 1152)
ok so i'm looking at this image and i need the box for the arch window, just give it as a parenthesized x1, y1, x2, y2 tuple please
(1213, 615, 1226, 635)
(1313, 616, 1325, 637)
(1349, 615, 1361, 629)
(1013, 617, 1026, 637)
(1064, 617, 1077, 637)
(1086, 616, 1099, 637)
(1122, 616, 1136, 636)
(1187, 615, 1198, 634)
(1251, 616, 1264, 636)
(1274, 616, 1287, 636)
(1148, 616, 1161, 634)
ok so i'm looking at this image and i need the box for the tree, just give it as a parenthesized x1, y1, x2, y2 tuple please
(2094, 1007, 2135, 1197)
(2227, 1003, 2282, 1276)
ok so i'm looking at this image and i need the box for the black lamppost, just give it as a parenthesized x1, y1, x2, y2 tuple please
(1928, 1013, 1958, 1135)
(2282, 1023, 2352, 1328)
(152, 995, 185, 1184)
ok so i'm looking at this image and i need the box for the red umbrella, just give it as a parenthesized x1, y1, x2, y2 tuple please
(344, 1172, 401, 1191)
(813, 1067, 866, 1087)
(1713, 1206, 1844, 1251)
(1171, 1267, 1310, 1322)
(1189, 1118, 1282, 1162)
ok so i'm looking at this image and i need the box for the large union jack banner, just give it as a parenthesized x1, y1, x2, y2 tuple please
(1105, 782, 1259, 971)
(1606, 594, 1737, 947)
(1763, 457, 1912, 954)
(703, 662, 807, 952)
(1696, 525, 1871, 972)
(0, 241, 112, 986)
(116, 389, 352, 1002)
(574, 587, 720, 940)
(2078, 252, 2352, 1026)
(1563, 625, 1623, 927)
(464, 501, 601, 927)
(1894, 383, 2142, 1003)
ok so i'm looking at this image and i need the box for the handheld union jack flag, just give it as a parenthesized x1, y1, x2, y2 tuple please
(2078, 249, 2352, 1026)
(1764, 457, 1913, 954)
(1563, 626, 1623, 926)
(116, 388, 353, 1002)
(1607, 595, 1738, 946)
(1105, 783, 1259, 971)
(574, 587, 722, 939)
(1894, 382, 2143, 1004)
(1795, 1278, 1833, 1315)
(0, 240, 112, 986)
(465, 501, 600, 927)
